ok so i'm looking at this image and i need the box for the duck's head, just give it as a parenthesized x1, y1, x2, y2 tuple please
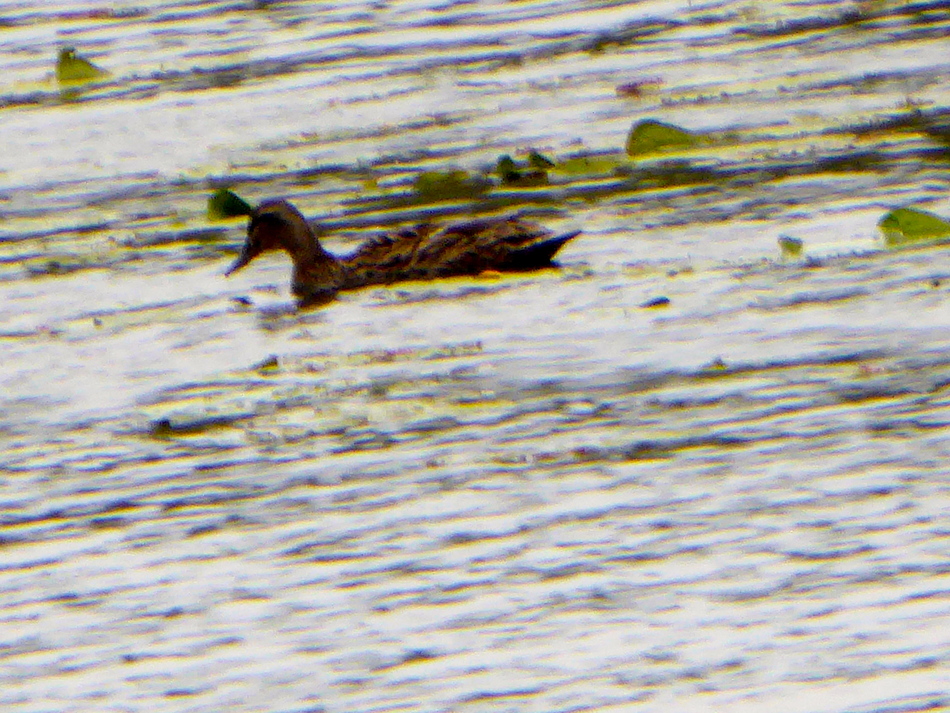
(225, 200, 311, 276)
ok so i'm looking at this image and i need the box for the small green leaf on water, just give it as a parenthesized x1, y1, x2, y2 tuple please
(149, 419, 176, 438)
(56, 47, 109, 84)
(413, 170, 490, 202)
(778, 235, 804, 258)
(255, 355, 280, 372)
(496, 155, 519, 181)
(554, 153, 626, 176)
(208, 189, 253, 221)
(495, 155, 548, 186)
(528, 151, 555, 170)
(626, 119, 701, 157)
(879, 207, 950, 247)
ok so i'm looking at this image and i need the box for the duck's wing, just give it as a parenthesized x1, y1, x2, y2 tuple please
(339, 225, 435, 286)
(411, 218, 578, 277)
(340, 218, 579, 286)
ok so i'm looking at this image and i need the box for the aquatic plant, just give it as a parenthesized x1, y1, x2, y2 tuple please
(495, 154, 550, 186)
(626, 119, 702, 157)
(208, 189, 254, 221)
(413, 170, 491, 202)
(56, 47, 109, 84)
(778, 235, 804, 258)
(878, 206, 950, 247)
(553, 153, 626, 176)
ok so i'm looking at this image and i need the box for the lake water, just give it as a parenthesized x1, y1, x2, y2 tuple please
(1, 1, 949, 711)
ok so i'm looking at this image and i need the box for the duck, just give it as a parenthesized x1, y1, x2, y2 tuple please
(225, 199, 580, 304)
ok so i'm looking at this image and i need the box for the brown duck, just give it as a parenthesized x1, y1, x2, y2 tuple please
(225, 199, 580, 303)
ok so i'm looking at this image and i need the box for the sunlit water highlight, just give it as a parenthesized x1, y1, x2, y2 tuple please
(1, 1, 949, 711)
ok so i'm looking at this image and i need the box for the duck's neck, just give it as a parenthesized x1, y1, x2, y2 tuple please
(285, 226, 346, 300)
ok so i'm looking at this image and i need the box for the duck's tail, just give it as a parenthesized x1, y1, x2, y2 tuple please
(503, 231, 581, 271)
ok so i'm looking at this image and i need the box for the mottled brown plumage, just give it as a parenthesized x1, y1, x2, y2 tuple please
(225, 199, 580, 304)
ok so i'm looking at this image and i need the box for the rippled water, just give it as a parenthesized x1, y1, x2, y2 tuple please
(2, 1, 950, 711)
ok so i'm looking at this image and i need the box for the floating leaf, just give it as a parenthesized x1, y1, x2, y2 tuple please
(496, 155, 519, 181)
(495, 155, 548, 186)
(413, 170, 490, 202)
(554, 153, 626, 176)
(528, 151, 555, 170)
(703, 357, 727, 371)
(626, 119, 701, 157)
(208, 189, 253, 221)
(56, 47, 109, 84)
(255, 355, 280, 373)
(778, 235, 804, 258)
(878, 207, 950, 247)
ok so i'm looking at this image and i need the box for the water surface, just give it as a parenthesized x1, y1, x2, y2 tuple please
(1, 1, 949, 711)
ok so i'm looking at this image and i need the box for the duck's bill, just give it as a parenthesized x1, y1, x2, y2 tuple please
(224, 251, 250, 276)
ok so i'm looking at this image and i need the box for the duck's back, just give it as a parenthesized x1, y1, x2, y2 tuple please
(341, 218, 577, 287)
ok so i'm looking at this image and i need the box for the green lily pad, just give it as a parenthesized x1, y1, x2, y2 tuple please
(56, 47, 109, 84)
(879, 207, 950, 247)
(208, 189, 253, 221)
(626, 119, 701, 157)
(778, 235, 804, 258)
(413, 170, 490, 202)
